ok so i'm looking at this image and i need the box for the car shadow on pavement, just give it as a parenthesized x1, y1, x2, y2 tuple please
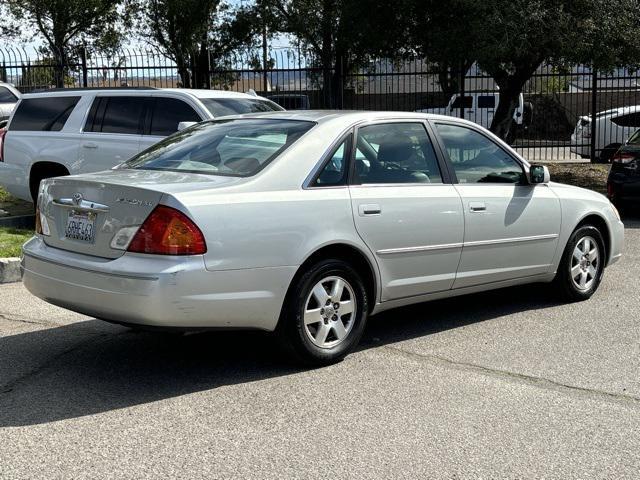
(621, 211, 640, 228)
(0, 282, 566, 427)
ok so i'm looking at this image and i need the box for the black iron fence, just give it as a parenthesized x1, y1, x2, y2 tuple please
(2, 46, 640, 162)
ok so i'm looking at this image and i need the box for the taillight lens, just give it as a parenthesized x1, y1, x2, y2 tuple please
(612, 152, 636, 164)
(127, 205, 207, 255)
(0, 129, 7, 162)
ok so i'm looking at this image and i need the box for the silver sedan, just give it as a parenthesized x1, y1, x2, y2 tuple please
(22, 111, 624, 365)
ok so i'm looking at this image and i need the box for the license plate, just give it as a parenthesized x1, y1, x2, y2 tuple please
(65, 210, 97, 243)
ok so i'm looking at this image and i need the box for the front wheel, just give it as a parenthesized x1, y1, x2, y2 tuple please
(553, 225, 606, 302)
(277, 259, 369, 366)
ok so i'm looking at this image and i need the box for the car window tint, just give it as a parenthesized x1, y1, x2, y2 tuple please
(451, 96, 473, 109)
(436, 123, 525, 184)
(0, 87, 17, 103)
(150, 98, 202, 136)
(10, 96, 80, 131)
(354, 123, 443, 185)
(313, 135, 351, 187)
(612, 113, 640, 128)
(124, 119, 314, 177)
(198, 98, 283, 117)
(100, 97, 145, 134)
(477, 96, 496, 108)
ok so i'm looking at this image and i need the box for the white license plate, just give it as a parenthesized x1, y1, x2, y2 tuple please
(65, 210, 96, 243)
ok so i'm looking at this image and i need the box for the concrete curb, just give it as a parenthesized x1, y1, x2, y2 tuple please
(0, 257, 21, 284)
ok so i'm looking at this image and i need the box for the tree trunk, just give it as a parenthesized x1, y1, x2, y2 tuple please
(490, 81, 520, 140)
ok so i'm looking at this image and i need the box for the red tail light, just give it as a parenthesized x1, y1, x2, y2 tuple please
(0, 129, 7, 162)
(127, 205, 207, 255)
(612, 152, 635, 164)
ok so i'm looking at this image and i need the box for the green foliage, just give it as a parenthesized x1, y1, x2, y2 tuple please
(1, 0, 130, 87)
(0, 227, 33, 258)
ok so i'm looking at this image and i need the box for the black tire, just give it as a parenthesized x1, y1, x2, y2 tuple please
(277, 259, 369, 366)
(553, 225, 606, 302)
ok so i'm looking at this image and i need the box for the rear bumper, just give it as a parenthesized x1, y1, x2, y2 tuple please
(0, 162, 31, 202)
(21, 237, 296, 331)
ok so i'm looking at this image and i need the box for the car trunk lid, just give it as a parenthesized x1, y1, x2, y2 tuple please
(39, 169, 242, 259)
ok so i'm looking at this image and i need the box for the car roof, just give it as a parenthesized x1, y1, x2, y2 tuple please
(230, 109, 467, 125)
(19, 87, 267, 100)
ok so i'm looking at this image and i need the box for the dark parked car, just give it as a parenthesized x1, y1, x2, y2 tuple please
(607, 129, 640, 208)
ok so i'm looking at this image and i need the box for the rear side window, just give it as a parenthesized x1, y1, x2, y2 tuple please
(85, 96, 146, 134)
(0, 87, 18, 103)
(150, 97, 201, 136)
(477, 96, 496, 108)
(611, 113, 640, 128)
(10, 96, 80, 131)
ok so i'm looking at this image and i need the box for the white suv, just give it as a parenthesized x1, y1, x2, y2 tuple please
(570, 106, 640, 162)
(0, 88, 283, 202)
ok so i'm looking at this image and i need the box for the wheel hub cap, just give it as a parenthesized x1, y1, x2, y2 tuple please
(571, 236, 600, 291)
(303, 276, 357, 349)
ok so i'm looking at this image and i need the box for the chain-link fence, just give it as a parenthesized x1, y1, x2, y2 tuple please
(2, 46, 639, 162)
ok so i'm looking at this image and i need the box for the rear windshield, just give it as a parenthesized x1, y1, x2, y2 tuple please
(123, 118, 314, 177)
(627, 129, 640, 145)
(10, 96, 80, 131)
(198, 97, 284, 117)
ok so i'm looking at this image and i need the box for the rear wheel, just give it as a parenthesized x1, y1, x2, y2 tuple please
(553, 225, 605, 302)
(277, 259, 368, 365)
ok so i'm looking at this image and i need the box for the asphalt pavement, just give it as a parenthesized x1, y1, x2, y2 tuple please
(1, 216, 639, 479)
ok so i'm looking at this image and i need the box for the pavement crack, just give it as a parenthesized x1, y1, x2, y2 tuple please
(384, 345, 640, 407)
(0, 312, 49, 326)
(0, 332, 111, 397)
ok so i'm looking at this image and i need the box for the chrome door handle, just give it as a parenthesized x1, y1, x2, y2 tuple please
(358, 204, 382, 216)
(83, 142, 98, 149)
(469, 202, 486, 212)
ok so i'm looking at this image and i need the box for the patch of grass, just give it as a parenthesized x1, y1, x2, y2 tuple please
(547, 163, 610, 195)
(0, 186, 12, 203)
(0, 227, 33, 258)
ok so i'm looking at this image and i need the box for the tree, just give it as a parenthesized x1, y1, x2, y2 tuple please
(136, 0, 254, 88)
(470, 0, 640, 140)
(405, 0, 476, 100)
(255, 0, 408, 107)
(1, 0, 129, 87)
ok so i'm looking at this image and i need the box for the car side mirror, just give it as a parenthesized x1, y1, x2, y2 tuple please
(177, 121, 197, 131)
(529, 164, 550, 184)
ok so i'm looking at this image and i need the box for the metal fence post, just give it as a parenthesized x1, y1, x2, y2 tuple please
(459, 62, 466, 120)
(590, 66, 598, 162)
(80, 46, 88, 88)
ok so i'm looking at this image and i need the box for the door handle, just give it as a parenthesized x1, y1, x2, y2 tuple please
(82, 142, 98, 149)
(469, 202, 486, 212)
(358, 204, 382, 216)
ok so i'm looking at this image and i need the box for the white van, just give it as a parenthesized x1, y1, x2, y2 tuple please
(417, 92, 529, 140)
(0, 88, 282, 202)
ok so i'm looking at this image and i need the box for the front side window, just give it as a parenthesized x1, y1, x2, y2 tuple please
(123, 119, 314, 177)
(435, 123, 525, 184)
(0, 87, 18, 103)
(198, 97, 284, 117)
(10, 96, 80, 131)
(353, 123, 443, 185)
(451, 96, 473, 109)
(150, 97, 201, 136)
